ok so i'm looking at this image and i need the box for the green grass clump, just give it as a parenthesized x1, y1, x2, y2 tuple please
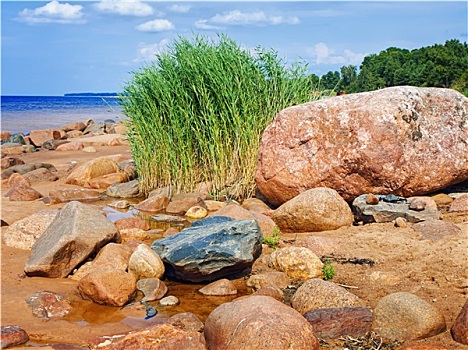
(121, 33, 319, 200)
(322, 258, 335, 280)
(263, 226, 281, 249)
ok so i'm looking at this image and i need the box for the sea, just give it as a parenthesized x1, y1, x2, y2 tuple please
(1, 95, 127, 135)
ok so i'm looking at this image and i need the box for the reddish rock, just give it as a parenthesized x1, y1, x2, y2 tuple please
(303, 306, 372, 339)
(1, 156, 24, 170)
(271, 188, 353, 232)
(366, 193, 380, 205)
(26, 291, 72, 319)
(65, 156, 122, 186)
(48, 188, 102, 202)
(114, 217, 150, 231)
(137, 278, 168, 301)
(78, 268, 136, 307)
(372, 292, 446, 340)
(0, 325, 29, 348)
(4, 172, 30, 188)
(246, 271, 291, 290)
(66, 130, 84, 138)
(451, 298, 468, 345)
(252, 285, 284, 301)
(198, 279, 238, 296)
(88, 324, 206, 350)
(166, 312, 204, 333)
(204, 295, 319, 349)
(256, 86, 468, 205)
(135, 194, 170, 213)
(56, 142, 84, 151)
(449, 194, 468, 212)
(409, 196, 438, 211)
(163, 227, 180, 238)
(61, 122, 87, 132)
(91, 243, 132, 271)
(166, 193, 207, 215)
(241, 198, 273, 214)
(412, 220, 462, 240)
(23, 167, 59, 183)
(86, 173, 129, 189)
(0, 131, 12, 141)
(29, 129, 62, 147)
(5, 182, 43, 201)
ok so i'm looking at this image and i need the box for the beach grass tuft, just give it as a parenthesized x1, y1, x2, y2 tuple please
(120, 33, 323, 200)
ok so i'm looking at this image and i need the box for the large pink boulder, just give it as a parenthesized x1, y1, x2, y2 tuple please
(256, 86, 468, 205)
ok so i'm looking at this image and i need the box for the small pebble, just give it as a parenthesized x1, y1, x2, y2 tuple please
(159, 295, 179, 306)
(394, 217, 408, 228)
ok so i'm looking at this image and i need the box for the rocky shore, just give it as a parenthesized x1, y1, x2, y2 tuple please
(1, 87, 468, 349)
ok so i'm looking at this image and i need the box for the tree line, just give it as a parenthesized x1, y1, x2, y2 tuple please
(312, 39, 468, 96)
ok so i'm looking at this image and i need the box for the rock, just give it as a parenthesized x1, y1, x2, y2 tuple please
(24, 201, 120, 278)
(3, 133, 26, 144)
(198, 279, 237, 296)
(106, 179, 140, 198)
(78, 269, 136, 307)
(1, 143, 35, 157)
(269, 246, 324, 280)
(83, 121, 105, 135)
(23, 167, 59, 183)
(299, 236, 341, 256)
(2, 162, 56, 179)
(241, 198, 273, 214)
(353, 194, 442, 223)
(151, 214, 190, 226)
(56, 142, 84, 151)
(366, 193, 380, 205)
(151, 216, 262, 283)
(1, 131, 12, 141)
(166, 312, 204, 332)
(210, 202, 276, 238)
(88, 324, 206, 350)
(431, 193, 453, 207)
(204, 295, 319, 349)
(394, 217, 408, 228)
(87, 173, 129, 189)
(246, 271, 291, 290)
(451, 298, 468, 345)
(82, 146, 97, 152)
(65, 156, 122, 186)
(204, 200, 227, 211)
(119, 228, 151, 243)
(409, 198, 427, 211)
(166, 193, 207, 215)
(29, 128, 62, 147)
(0, 325, 29, 348)
(253, 285, 284, 301)
(5, 182, 43, 201)
(108, 200, 131, 209)
(1, 156, 25, 170)
(412, 220, 462, 240)
(291, 278, 365, 314)
(399, 344, 449, 350)
(256, 86, 468, 205)
(449, 194, 468, 212)
(303, 306, 372, 339)
(4, 172, 30, 188)
(185, 205, 208, 219)
(372, 292, 446, 340)
(62, 121, 87, 132)
(137, 278, 168, 302)
(114, 217, 150, 231)
(110, 122, 129, 135)
(66, 130, 84, 138)
(26, 291, 72, 319)
(163, 227, 180, 238)
(2, 209, 59, 250)
(42, 139, 69, 150)
(159, 295, 179, 306)
(91, 243, 132, 271)
(128, 243, 165, 280)
(271, 188, 353, 232)
(135, 194, 170, 212)
(48, 188, 102, 202)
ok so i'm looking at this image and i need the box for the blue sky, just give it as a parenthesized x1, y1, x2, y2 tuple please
(1, 1, 467, 96)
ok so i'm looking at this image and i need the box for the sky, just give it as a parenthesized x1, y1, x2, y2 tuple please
(1, 0, 467, 96)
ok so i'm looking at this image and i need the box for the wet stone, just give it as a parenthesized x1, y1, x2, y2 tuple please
(160, 296, 179, 306)
(26, 291, 72, 319)
(0, 325, 29, 348)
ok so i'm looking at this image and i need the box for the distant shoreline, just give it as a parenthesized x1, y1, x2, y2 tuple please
(64, 92, 120, 97)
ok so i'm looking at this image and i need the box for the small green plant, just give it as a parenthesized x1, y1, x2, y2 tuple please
(263, 226, 281, 249)
(322, 258, 335, 280)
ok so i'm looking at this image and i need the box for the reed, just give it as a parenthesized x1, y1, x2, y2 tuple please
(121, 33, 321, 200)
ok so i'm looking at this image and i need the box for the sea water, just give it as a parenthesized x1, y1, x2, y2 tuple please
(1, 95, 127, 135)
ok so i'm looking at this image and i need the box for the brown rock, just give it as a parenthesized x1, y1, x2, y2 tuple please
(128, 243, 165, 280)
(252, 285, 284, 301)
(163, 227, 180, 238)
(198, 279, 238, 296)
(256, 87, 468, 205)
(88, 324, 207, 350)
(291, 278, 365, 314)
(119, 228, 151, 243)
(5, 182, 43, 201)
(66, 130, 84, 138)
(114, 217, 150, 231)
(78, 268, 136, 307)
(23, 167, 59, 183)
(29, 129, 62, 147)
(299, 236, 340, 256)
(204, 295, 319, 350)
(26, 291, 72, 319)
(166, 193, 207, 215)
(166, 312, 204, 333)
(303, 306, 372, 339)
(394, 217, 408, 228)
(269, 246, 323, 280)
(56, 142, 84, 151)
(0, 325, 29, 348)
(1, 156, 25, 170)
(271, 188, 353, 232)
(412, 220, 462, 240)
(431, 193, 453, 207)
(61, 122, 87, 132)
(4, 172, 30, 188)
(241, 198, 273, 214)
(372, 292, 446, 340)
(449, 194, 468, 212)
(204, 200, 227, 211)
(185, 205, 208, 219)
(137, 278, 168, 301)
(451, 298, 468, 345)
(1, 131, 12, 141)
(48, 188, 102, 202)
(135, 194, 170, 213)
(91, 243, 132, 271)
(366, 193, 380, 205)
(65, 156, 122, 186)
(246, 271, 291, 290)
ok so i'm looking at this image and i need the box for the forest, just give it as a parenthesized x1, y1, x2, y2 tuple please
(315, 39, 468, 96)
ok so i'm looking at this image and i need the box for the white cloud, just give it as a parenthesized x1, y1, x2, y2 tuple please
(199, 10, 300, 28)
(134, 39, 171, 63)
(194, 19, 222, 30)
(94, 0, 153, 17)
(307, 42, 366, 66)
(167, 4, 191, 13)
(136, 19, 175, 32)
(17, 0, 84, 24)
